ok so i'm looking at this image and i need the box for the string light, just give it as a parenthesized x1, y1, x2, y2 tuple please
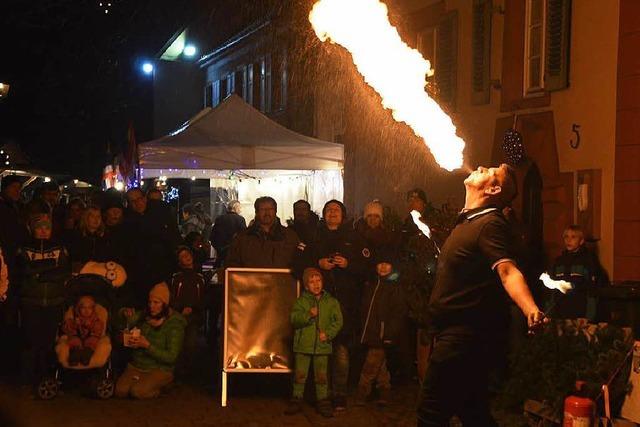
(502, 129, 526, 165)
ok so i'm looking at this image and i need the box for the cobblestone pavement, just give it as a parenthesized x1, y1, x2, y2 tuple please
(0, 380, 420, 427)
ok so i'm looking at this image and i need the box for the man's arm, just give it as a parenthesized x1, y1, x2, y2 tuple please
(495, 261, 545, 328)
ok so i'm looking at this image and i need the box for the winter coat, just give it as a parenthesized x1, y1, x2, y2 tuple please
(67, 230, 116, 266)
(181, 215, 205, 238)
(287, 213, 320, 245)
(170, 269, 206, 323)
(0, 194, 28, 287)
(225, 219, 299, 268)
(119, 309, 187, 372)
(360, 274, 409, 348)
(296, 222, 369, 342)
(62, 310, 103, 350)
(17, 238, 70, 307)
(291, 290, 343, 355)
(551, 246, 602, 319)
(210, 212, 246, 261)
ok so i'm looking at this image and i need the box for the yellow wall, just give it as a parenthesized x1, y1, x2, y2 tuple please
(438, 0, 619, 274)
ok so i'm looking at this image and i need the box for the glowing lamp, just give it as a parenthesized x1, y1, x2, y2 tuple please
(142, 62, 154, 75)
(183, 45, 197, 57)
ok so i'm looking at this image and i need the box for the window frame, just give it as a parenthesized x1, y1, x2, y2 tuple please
(524, 0, 546, 97)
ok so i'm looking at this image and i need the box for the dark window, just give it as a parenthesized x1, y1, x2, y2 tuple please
(253, 61, 263, 111)
(234, 69, 245, 98)
(272, 51, 287, 111)
(436, 11, 458, 110)
(220, 77, 228, 101)
(204, 83, 213, 107)
(472, 0, 492, 105)
(544, 0, 571, 91)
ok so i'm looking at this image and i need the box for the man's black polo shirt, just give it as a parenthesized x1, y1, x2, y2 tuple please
(428, 206, 514, 333)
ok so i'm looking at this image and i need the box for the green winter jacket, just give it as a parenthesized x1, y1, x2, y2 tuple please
(291, 290, 343, 355)
(119, 309, 187, 372)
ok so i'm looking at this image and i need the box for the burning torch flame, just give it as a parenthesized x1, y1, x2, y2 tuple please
(310, 0, 465, 171)
(539, 273, 573, 295)
(410, 210, 431, 239)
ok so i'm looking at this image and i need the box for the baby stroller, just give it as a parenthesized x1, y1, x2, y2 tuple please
(37, 263, 125, 400)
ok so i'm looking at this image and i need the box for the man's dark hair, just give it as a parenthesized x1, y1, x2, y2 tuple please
(254, 196, 277, 212)
(182, 203, 195, 216)
(126, 187, 144, 197)
(293, 199, 311, 210)
(146, 187, 162, 197)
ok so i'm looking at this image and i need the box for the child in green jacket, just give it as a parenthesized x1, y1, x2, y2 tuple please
(286, 267, 343, 418)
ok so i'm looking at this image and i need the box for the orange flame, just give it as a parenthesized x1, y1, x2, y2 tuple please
(310, 0, 465, 171)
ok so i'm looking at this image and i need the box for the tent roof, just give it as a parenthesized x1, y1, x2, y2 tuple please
(139, 95, 344, 170)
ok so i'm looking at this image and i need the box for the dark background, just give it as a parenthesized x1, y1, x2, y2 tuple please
(0, 0, 246, 183)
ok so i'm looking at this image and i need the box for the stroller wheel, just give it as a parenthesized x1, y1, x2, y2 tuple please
(96, 378, 115, 399)
(37, 377, 58, 400)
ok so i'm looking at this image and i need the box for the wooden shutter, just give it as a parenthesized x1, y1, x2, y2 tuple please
(212, 80, 220, 106)
(436, 11, 458, 109)
(544, 0, 571, 91)
(472, 0, 492, 105)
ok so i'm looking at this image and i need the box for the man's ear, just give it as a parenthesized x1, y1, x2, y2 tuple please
(484, 185, 503, 196)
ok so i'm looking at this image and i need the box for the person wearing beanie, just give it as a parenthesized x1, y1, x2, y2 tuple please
(115, 282, 186, 399)
(355, 247, 409, 407)
(295, 199, 369, 411)
(356, 200, 399, 264)
(17, 212, 70, 387)
(286, 267, 343, 417)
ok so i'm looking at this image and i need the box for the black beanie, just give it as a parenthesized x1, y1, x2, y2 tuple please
(322, 199, 347, 221)
(373, 246, 396, 265)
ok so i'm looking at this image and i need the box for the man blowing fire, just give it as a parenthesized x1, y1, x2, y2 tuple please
(417, 164, 546, 426)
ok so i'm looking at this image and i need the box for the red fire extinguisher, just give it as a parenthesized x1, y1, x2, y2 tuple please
(563, 381, 595, 427)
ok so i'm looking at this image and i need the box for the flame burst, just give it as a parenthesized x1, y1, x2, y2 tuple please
(310, 0, 465, 171)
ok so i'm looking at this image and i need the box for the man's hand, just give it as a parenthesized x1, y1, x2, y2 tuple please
(182, 307, 193, 316)
(309, 307, 318, 318)
(319, 331, 327, 342)
(319, 258, 335, 270)
(527, 309, 549, 335)
(123, 307, 135, 318)
(332, 255, 348, 268)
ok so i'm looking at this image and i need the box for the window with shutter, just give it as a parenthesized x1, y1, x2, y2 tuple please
(472, 0, 492, 105)
(436, 11, 458, 110)
(544, 0, 571, 91)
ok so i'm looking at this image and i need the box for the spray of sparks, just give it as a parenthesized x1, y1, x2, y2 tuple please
(310, 0, 465, 171)
(539, 273, 573, 294)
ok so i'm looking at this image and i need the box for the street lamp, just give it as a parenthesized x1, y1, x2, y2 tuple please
(141, 62, 154, 75)
(183, 45, 197, 57)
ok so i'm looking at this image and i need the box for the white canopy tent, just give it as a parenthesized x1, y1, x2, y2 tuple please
(139, 95, 344, 221)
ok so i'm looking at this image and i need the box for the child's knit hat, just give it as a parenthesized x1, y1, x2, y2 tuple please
(149, 282, 170, 305)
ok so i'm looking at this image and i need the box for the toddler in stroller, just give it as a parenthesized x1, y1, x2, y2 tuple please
(38, 262, 125, 399)
(61, 295, 105, 367)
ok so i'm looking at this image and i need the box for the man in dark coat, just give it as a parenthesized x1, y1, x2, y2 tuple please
(124, 188, 182, 307)
(296, 199, 369, 411)
(287, 199, 320, 245)
(210, 200, 246, 265)
(225, 197, 299, 268)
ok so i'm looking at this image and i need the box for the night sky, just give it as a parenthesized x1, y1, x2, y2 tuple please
(0, 0, 213, 183)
